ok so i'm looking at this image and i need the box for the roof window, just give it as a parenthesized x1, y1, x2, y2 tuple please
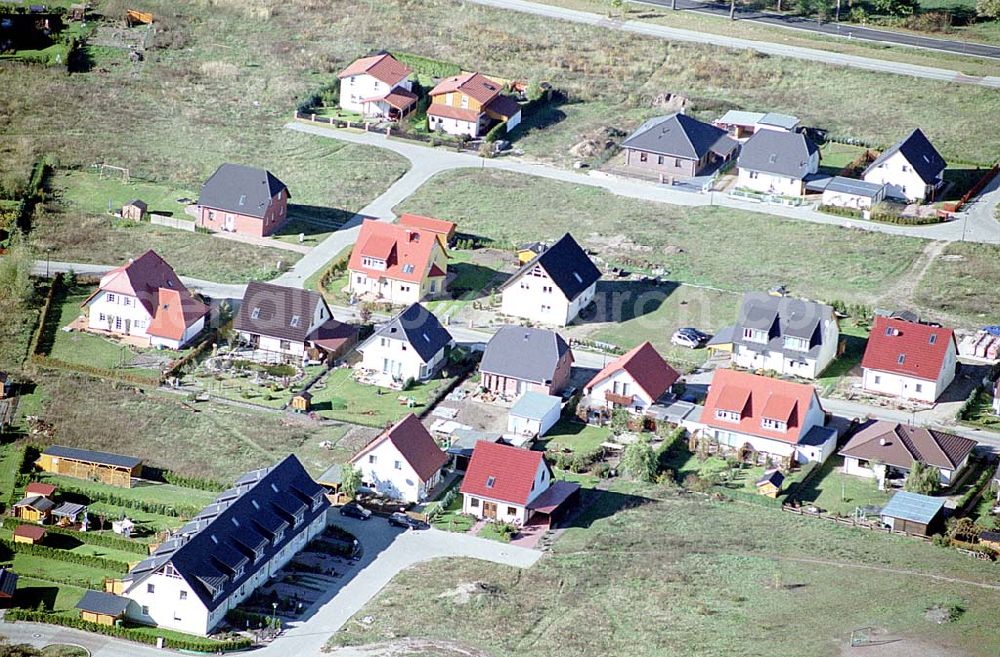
(486, 476, 495, 489)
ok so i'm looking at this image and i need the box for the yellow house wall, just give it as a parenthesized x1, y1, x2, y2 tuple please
(432, 93, 483, 112)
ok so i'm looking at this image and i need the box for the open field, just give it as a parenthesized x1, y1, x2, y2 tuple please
(18, 372, 360, 481)
(915, 242, 1000, 326)
(331, 480, 1000, 657)
(55, 169, 195, 219)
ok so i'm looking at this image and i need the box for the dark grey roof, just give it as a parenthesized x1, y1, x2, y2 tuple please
(503, 233, 600, 302)
(42, 445, 142, 469)
(124, 455, 329, 612)
(125, 199, 147, 210)
(52, 502, 87, 518)
(707, 325, 735, 347)
(799, 425, 837, 447)
(235, 281, 326, 343)
(479, 326, 572, 384)
(737, 130, 819, 179)
(362, 303, 453, 363)
(447, 429, 504, 457)
(76, 590, 130, 616)
(14, 495, 55, 512)
(0, 568, 17, 597)
(622, 113, 738, 161)
(198, 163, 289, 219)
(758, 113, 800, 130)
(825, 176, 885, 197)
(755, 469, 785, 488)
(864, 129, 945, 185)
(734, 293, 834, 360)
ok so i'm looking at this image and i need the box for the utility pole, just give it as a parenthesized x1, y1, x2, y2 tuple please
(730, 0, 736, 20)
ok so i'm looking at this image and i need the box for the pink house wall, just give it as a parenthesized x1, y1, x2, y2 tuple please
(198, 194, 288, 238)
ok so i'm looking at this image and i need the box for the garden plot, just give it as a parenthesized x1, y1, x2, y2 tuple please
(185, 350, 324, 410)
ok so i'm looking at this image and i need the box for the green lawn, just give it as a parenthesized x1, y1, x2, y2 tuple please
(789, 455, 893, 516)
(0, 443, 26, 508)
(423, 249, 505, 319)
(307, 367, 458, 427)
(915, 242, 1000, 327)
(85, 502, 187, 537)
(818, 141, 870, 174)
(537, 420, 612, 455)
(11, 553, 122, 589)
(959, 388, 1000, 429)
(37, 474, 218, 510)
(14, 576, 86, 613)
(55, 169, 195, 219)
(186, 363, 326, 411)
(816, 321, 870, 397)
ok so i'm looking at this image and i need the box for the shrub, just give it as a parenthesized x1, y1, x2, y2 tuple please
(818, 204, 863, 219)
(393, 52, 461, 78)
(1, 516, 148, 555)
(1, 537, 129, 572)
(263, 363, 296, 378)
(484, 121, 507, 144)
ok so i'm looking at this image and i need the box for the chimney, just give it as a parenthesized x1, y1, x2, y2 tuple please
(879, 438, 887, 446)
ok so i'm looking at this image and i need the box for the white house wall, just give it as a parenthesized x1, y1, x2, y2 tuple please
(501, 269, 595, 326)
(427, 114, 481, 137)
(358, 336, 446, 381)
(863, 151, 936, 202)
(340, 74, 412, 116)
(461, 461, 550, 525)
(87, 291, 153, 340)
(861, 345, 955, 403)
(588, 371, 656, 413)
(352, 439, 436, 503)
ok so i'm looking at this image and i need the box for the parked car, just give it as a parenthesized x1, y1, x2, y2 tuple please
(671, 330, 702, 349)
(677, 327, 709, 342)
(339, 502, 372, 521)
(387, 512, 428, 530)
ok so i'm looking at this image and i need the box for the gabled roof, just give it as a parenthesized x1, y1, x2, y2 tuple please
(879, 491, 945, 524)
(84, 250, 208, 341)
(734, 292, 834, 360)
(428, 72, 501, 104)
(360, 303, 453, 363)
(702, 369, 822, 444)
(501, 233, 600, 302)
(351, 414, 448, 482)
(479, 326, 572, 384)
(585, 341, 679, 401)
(234, 281, 328, 344)
(737, 130, 819, 179)
(864, 128, 946, 185)
(348, 219, 447, 284)
(14, 494, 55, 512)
(839, 421, 976, 471)
(862, 316, 955, 382)
(460, 441, 548, 506)
(755, 469, 785, 488)
(484, 93, 521, 120)
(13, 524, 46, 541)
(42, 445, 142, 469)
(198, 163, 288, 219)
(25, 482, 56, 497)
(124, 455, 328, 612)
(337, 53, 411, 86)
(76, 589, 130, 616)
(509, 391, 561, 421)
(622, 113, 738, 160)
(398, 213, 456, 238)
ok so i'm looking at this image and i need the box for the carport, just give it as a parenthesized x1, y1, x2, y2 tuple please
(526, 480, 581, 529)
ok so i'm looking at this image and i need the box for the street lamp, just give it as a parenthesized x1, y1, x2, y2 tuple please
(45, 248, 51, 278)
(271, 601, 278, 630)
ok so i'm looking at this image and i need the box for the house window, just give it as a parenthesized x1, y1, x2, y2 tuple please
(714, 409, 741, 422)
(280, 340, 291, 351)
(394, 460, 402, 470)
(657, 155, 663, 165)
(541, 304, 551, 313)
(290, 315, 300, 328)
(915, 383, 923, 393)
(470, 497, 479, 507)
(639, 152, 648, 163)
(460, 95, 469, 109)
(902, 165, 909, 172)
(874, 375, 882, 385)
(675, 158, 682, 167)
(520, 281, 529, 289)
(107, 293, 116, 303)
(141, 605, 149, 616)
(749, 171, 759, 179)
(122, 297, 130, 307)
(369, 454, 377, 464)
(99, 313, 106, 322)
(897, 354, 905, 365)
(380, 337, 388, 347)
(542, 286, 552, 293)
(115, 317, 122, 330)
(761, 418, 787, 432)
(251, 307, 261, 320)
(507, 506, 517, 516)
(147, 584, 155, 594)
(179, 590, 188, 600)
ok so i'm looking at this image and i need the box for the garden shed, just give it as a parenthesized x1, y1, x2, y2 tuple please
(121, 199, 147, 221)
(879, 491, 945, 536)
(76, 590, 131, 626)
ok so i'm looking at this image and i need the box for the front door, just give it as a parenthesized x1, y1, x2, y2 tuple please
(224, 214, 236, 231)
(483, 501, 497, 520)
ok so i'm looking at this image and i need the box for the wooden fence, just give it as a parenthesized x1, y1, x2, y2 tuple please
(781, 505, 932, 541)
(941, 164, 1000, 214)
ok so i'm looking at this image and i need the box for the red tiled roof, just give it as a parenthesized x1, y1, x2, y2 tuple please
(585, 341, 679, 402)
(702, 369, 821, 444)
(460, 441, 547, 506)
(428, 72, 501, 104)
(426, 104, 482, 123)
(349, 219, 447, 284)
(398, 214, 456, 237)
(861, 317, 956, 382)
(362, 88, 418, 110)
(25, 483, 56, 497)
(337, 53, 411, 86)
(351, 414, 447, 482)
(13, 525, 46, 541)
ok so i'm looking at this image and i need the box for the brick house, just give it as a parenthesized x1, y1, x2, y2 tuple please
(479, 326, 573, 398)
(197, 164, 290, 238)
(621, 113, 738, 179)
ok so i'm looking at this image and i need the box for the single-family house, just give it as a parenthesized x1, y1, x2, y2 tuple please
(861, 316, 957, 403)
(621, 113, 739, 179)
(702, 369, 838, 466)
(13, 524, 46, 545)
(507, 391, 562, 439)
(12, 494, 54, 523)
(863, 129, 946, 203)
(37, 446, 143, 488)
(80, 250, 208, 350)
(713, 110, 800, 140)
(500, 233, 601, 327)
(582, 341, 679, 420)
(398, 213, 457, 245)
(121, 455, 329, 635)
(356, 303, 453, 383)
(821, 176, 887, 211)
(737, 130, 820, 197)
(460, 441, 579, 528)
(197, 164, 290, 237)
(77, 590, 130, 627)
(878, 491, 945, 536)
(337, 52, 417, 119)
(755, 469, 784, 498)
(348, 219, 449, 304)
(349, 414, 448, 503)
(0, 568, 18, 601)
(839, 421, 976, 489)
(731, 292, 840, 380)
(234, 281, 358, 363)
(427, 72, 521, 138)
(479, 326, 573, 398)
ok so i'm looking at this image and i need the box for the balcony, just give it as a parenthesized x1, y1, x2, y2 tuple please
(605, 391, 634, 406)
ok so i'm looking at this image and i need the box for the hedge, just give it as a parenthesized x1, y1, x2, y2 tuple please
(956, 460, 997, 513)
(162, 470, 228, 492)
(225, 607, 272, 628)
(1, 516, 149, 555)
(818, 204, 863, 219)
(484, 121, 507, 144)
(1, 537, 130, 573)
(30, 353, 164, 386)
(4, 610, 252, 652)
(393, 51, 461, 78)
(49, 480, 202, 518)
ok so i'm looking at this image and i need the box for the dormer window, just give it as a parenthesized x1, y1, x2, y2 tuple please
(273, 528, 285, 545)
(783, 336, 809, 351)
(743, 328, 768, 344)
(293, 510, 304, 527)
(714, 409, 741, 423)
(234, 565, 245, 580)
(761, 417, 787, 432)
(254, 545, 264, 563)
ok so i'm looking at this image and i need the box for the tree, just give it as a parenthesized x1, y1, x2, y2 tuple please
(978, 0, 1000, 18)
(340, 464, 362, 500)
(609, 407, 630, 436)
(904, 460, 941, 495)
(608, 0, 625, 18)
(872, 0, 918, 16)
(621, 436, 658, 483)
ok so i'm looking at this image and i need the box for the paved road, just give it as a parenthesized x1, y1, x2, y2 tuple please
(0, 515, 540, 657)
(637, 0, 1000, 60)
(30, 261, 247, 300)
(467, 0, 1000, 88)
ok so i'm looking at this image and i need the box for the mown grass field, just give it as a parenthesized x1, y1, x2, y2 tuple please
(307, 367, 458, 428)
(331, 480, 1000, 657)
(55, 169, 195, 218)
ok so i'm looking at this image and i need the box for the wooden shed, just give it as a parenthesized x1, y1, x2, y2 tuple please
(37, 445, 144, 488)
(76, 590, 130, 626)
(121, 199, 147, 221)
(879, 491, 946, 537)
(13, 524, 46, 546)
(291, 391, 313, 412)
(755, 469, 785, 498)
(12, 495, 55, 523)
